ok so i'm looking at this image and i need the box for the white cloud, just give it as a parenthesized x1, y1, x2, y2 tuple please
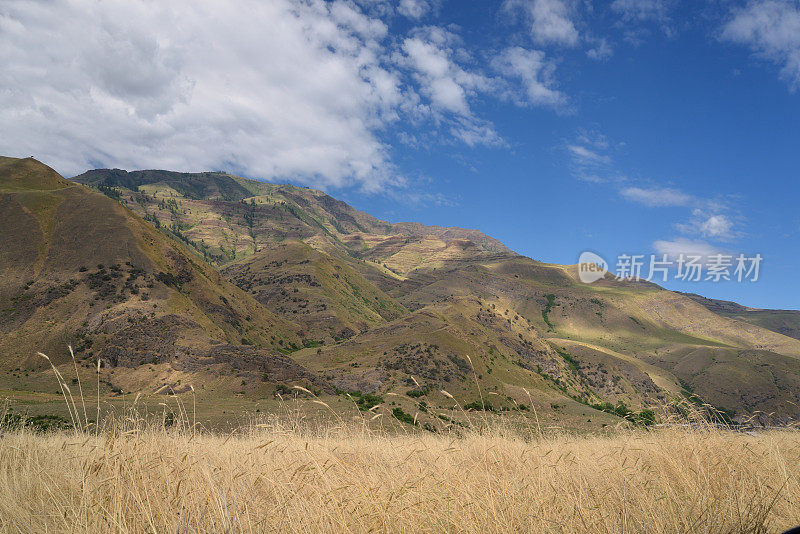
(621, 186, 741, 239)
(675, 209, 738, 240)
(403, 33, 472, 115)
(621, 186, 694, 207)
(448, 117, 504, 147)
(568, 145, 610, 165)
(700, 214, 734, 239)
(398, 0, 431, 19)
(721, 0, 800, 89)
(0, 0, 407, 192)
(491, 47, 566, 108)
(653, 238, 726, 263)
(565, 130, 621, 183)
(504, 0, 579, 46)
(622, 185, 743, 254)
(587, 38, 614, 60)
(399, 27, 502, 146)
(0, 0, 575, 189)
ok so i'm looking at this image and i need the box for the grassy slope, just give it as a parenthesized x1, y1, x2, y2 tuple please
(11, 162, 791, 423)
(308, 249, 800, 421)
(0, 157, 314, 399)
(71, 168, 509, 265)
(222, 240, 407, 344)
(725, 310, 800, 341)
(682, 291, 800, 341)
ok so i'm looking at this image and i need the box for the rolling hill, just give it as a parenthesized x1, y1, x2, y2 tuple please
(2, 159, 799, 428)
(0, 157, 320, 400)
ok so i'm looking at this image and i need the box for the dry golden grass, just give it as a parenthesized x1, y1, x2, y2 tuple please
(1, 421, 799, 533)
(3, 351, 798, 532)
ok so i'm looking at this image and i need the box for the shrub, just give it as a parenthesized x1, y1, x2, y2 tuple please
(392, 407, 417, 426)
(464, 400, 495, 412)
(337, 390, 384, 411)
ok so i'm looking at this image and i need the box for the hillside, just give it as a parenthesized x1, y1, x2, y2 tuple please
(0, 158, 320, 400)
(223, 240, 408, 345)
(2, 159, 799, 428)
(72, 168, 510, 265)
(67, 165, 800, 425)
(681, 292, 800, 341)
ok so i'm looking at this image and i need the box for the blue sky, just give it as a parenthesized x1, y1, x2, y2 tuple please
(1, 0, 798, 309)
(343, 0, 800, 310)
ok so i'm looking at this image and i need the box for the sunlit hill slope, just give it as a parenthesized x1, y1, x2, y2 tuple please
(1, 158, 798, 427)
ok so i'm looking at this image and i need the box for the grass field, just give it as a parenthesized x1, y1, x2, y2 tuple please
(1, 418, 799, 533)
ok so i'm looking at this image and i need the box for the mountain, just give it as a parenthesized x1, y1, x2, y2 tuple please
(4, 159, 800, 428)
(681, 292, 800, 341)
(0, 157, 321, 399)
(73, 168, 510, 265)
(68, 166, 800, 425)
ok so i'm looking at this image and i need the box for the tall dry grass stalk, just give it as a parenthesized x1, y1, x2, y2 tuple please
(0, 419, 798, 533)
(7, 350, 797, 532)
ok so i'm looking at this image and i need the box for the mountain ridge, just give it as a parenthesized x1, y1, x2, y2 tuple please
(73, 168, 512, 263)
(3, 158, 800, 428)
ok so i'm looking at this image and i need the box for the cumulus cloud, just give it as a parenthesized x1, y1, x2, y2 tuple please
(721, 0, 800, 90)
(675, 210, 739, 240)
(402, 29, 486, 115)
(0, 0, 576, 191)
(398, 0, 432, 19)
(399, 27, 502, 146)
(0, 0, 407, 191)
(621, 186, 694, 207)
(491, 47, 566, 108)
(504, 0, 579, 46)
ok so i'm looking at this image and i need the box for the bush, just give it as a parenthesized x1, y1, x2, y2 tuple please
(155, 271, 179, 288)
(464, 400, 495, 412)
(337, 390, 383, 411)
(274, 384, 292, 395)
(1, 411, 72, 432)
(392, 407, 417, 426)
